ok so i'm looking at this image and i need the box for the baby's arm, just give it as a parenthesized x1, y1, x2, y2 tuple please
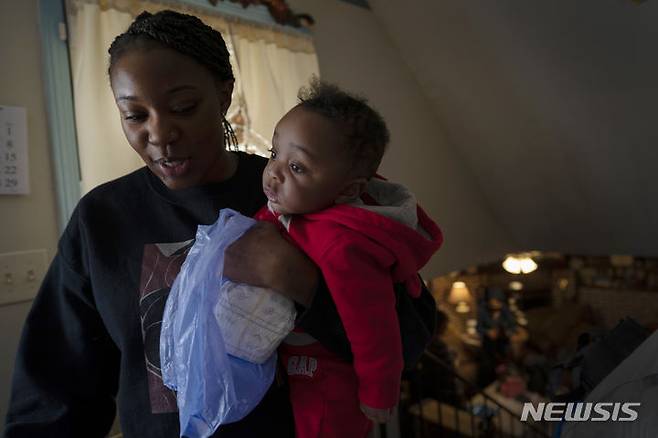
(319, 233, 403, 412)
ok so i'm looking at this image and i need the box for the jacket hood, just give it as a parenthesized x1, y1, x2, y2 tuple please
(303, 179, 443, 296)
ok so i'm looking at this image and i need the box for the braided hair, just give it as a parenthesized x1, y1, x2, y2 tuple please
(108, 10, 238, 150)
(297, 78, 390, 179)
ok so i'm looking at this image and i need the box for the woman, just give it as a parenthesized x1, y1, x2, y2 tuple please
(4, 10, 434, 437)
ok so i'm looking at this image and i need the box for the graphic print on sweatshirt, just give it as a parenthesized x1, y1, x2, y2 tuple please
(138, 240, 193, 413)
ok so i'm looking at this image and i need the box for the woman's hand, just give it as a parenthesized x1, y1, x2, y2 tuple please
(223, 221, 318, 307)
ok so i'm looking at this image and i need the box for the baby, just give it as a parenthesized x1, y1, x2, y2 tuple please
(255, 79, 443, 437)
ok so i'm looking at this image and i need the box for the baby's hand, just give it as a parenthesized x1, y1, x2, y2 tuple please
(360, 403, 396, 424)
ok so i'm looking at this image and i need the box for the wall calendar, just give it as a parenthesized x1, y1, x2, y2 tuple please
(0, 105, 29, 195)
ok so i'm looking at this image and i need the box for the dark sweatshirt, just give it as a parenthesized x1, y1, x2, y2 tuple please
(5, 153, 292, 437)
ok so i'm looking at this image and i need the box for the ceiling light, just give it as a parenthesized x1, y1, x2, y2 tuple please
(502, 254, 538, 274)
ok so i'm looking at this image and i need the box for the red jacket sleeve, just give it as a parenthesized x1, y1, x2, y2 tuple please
(319, 233, 403, 409)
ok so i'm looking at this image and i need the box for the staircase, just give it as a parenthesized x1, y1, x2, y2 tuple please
(393, 351, 554, 438)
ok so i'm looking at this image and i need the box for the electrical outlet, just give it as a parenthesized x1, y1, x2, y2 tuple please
(0, 249, 48, 306)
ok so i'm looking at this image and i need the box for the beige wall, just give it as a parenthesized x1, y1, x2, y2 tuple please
(288, 0, 514, 277)
(0, 0, 61, 427)
(580, 288, 658, 330)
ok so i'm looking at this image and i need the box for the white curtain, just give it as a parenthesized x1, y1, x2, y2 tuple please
(65, 0, 319, 195)
(228, 27, 320, 155)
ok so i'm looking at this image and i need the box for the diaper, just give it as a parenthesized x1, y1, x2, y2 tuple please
(215, 281, 296, 364)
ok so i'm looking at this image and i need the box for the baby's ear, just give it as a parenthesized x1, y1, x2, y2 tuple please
(335, 177, 368, 204)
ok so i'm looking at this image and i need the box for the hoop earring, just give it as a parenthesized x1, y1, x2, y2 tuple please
(223, 117, 238, 151)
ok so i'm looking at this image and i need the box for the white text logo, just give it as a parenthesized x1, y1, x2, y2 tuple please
(286, 355, 317, 377)
(520, 402, 640, 422)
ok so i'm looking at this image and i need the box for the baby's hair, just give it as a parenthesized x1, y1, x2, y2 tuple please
(297, 78, 389, 178)
(107, 10, 238, 149)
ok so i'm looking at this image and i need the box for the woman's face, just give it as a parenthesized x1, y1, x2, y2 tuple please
(110, 47, 234, 190)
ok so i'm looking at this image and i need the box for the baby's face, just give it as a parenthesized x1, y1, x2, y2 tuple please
(263, 106, 354, 215)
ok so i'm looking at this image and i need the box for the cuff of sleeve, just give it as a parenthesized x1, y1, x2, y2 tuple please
(358, 376, 401, 409)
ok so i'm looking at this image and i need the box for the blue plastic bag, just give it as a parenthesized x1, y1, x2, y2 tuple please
(160, 209, 280, 438)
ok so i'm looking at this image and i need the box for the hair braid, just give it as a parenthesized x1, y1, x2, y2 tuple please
(109, 10, 234, 83)
(223, 117, 239, 151)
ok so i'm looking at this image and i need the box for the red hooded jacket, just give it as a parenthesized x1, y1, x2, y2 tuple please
(256, 179, 443, 408)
